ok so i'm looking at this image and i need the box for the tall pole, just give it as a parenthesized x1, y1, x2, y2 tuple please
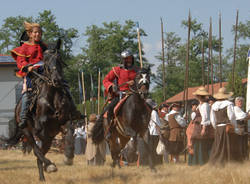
(246, 49, 250, 113)
(232, 9, 239, 92)
(202, 38, 205, 86)
(207, 20, 210, 93)
(209, 17, 214, 95)
(183, 11, 191, 116)
(81, 71, 87, 123)
(97, 68, 101, 115)
(161, 18, 166, 100)
(219, 12, 222, 87)
(136, 22, 143, 68)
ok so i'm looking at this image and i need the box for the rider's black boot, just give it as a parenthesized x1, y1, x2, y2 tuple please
(19, 92, 31, 129)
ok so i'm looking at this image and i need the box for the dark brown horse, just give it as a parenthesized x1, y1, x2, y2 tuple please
(92, 67, 156, 171)
(1, 40, 81, 181)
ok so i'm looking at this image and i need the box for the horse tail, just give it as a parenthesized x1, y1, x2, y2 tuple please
(91, 114, 105, 144)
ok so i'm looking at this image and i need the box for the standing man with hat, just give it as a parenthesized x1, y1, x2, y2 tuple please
(102, 50, 138, 137)
(188, 87, 214, 166)
(209, 87, 243, 164)
(164, 102, 186, 163)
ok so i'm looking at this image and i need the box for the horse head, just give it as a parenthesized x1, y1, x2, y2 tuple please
(43, 39, 65, 87)
(134, 66, 150, 99)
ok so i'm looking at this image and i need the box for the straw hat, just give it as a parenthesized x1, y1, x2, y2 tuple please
(213, 87, 233, 100)
(89, 114, 97, 122)
(193, 87, 210, 96)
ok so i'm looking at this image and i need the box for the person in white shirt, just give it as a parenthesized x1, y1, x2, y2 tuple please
(146, 98, 163, 165)
(234, 97, 250, 159)
(164, 103, 186, 163)
(187, 87, 213, 166)
(209, 87, 244, 165)
(74, 122, 86, 155)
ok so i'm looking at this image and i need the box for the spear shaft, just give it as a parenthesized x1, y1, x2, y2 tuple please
(202, 38, 205, 86)
(209, 17, 214, 95)
(161, 18, 166, 100)
(219, 13, 222, 87)
(232, 10, 239, 92)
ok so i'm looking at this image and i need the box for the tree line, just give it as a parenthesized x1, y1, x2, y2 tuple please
(0, 10, 249, 105)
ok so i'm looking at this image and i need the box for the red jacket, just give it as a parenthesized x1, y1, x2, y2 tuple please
(103, 66, 137, 95)
(11, 42, 44, 77)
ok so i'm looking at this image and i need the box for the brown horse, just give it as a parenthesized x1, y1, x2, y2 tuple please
(1, 39, 81, 181)
(92, 67, 156, 171)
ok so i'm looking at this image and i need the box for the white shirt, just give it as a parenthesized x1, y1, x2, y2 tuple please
(74, 126, 86, 139)
(148, 110, 161, 135)
(210, 100, 236, 129)
(164, 110, 186, 127)
(191, 111, 196, 121)
(198, 102, 211, 126)
(234, 106, 247, 121)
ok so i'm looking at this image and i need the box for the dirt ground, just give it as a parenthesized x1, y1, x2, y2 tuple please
(0, 149, 249, 184)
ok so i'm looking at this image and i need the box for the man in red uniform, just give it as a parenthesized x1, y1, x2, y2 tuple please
(102, 50, 138, 137)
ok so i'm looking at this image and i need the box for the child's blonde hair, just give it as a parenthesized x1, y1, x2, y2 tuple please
(24, 21, 41, 33)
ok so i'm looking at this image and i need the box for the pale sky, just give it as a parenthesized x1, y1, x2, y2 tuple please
(1, 0, 249, 72)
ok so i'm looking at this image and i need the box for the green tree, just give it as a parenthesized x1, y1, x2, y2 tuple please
(152, 18, 222, 103)
(73, 20, 148, 101)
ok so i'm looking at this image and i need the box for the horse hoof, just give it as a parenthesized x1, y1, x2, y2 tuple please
(46, 164, 58, 173)
(63, 156, 73, 165)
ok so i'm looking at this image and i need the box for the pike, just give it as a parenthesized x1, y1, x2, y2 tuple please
(136, 22, 143, 68)
(183, 11, 191, 116)
(97, 68, 101, 115)
(232, 9, 239, 92)
(209, 17, 214, 95)
(202, 38, 205, 86)
(161, 18, 166, 100)
(219, 12, 222, 87)
(182, 10, 191, 162)
(246, 49, 250, 127)
(81, 71, 88, 123)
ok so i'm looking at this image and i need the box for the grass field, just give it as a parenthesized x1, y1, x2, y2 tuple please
(0, 149, 249, 184)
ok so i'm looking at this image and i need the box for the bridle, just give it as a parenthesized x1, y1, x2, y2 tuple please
(129, 71, 150, 99)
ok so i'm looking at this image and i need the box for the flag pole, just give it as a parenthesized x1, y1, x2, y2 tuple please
(97, 68, 101, 115)
(136, 22, 143, 68)
(161, 18, 166, 100)
(81, 71, 87, 123)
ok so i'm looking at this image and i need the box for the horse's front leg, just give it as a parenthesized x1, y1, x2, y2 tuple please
(108, 132, 122, 168)
(41, 137, 58, 173)
(63, 120, 75, 165)
(37, 158, 45, 181)
(22, 129, 54, 181)
(143, 130, 156, 172)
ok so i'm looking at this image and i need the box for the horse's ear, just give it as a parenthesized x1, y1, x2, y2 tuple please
(146, 66, 151, 73)
(56, 39, 62, 50)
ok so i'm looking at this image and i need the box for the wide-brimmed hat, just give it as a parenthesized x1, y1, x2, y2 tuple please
(193, 87, 210, 96)
(89, 114, 97, 122)
(213, 87, 233, 100)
